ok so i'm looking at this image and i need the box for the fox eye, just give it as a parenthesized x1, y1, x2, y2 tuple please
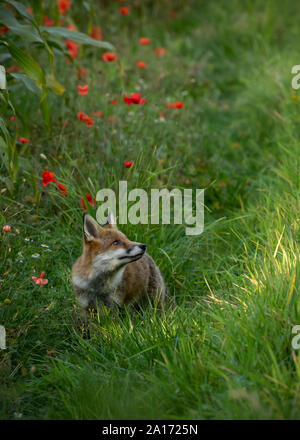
(112, 240, 122, 245)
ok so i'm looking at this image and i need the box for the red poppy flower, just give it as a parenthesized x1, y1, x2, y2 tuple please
(66, 40, 78, 58)
(43, 16, 54, 26)
(108, 117, 117, 124)
(6, 65, 21, 73)
(92, 27, 103, 40)
(124, 161, 133, 168)
(57, 182, 67, 196)
(2, 225, 11, 232)
(167, 101, 184, 109)
(77, 111, 95, 127)
(27, 8, 33, 14)
(136, 61, 146, 69)
(57, 0, 71, 14)
(66, 24, 76, 31)
(76, 66, 86, 79)
(10, 116, 16, 121)
(82, 116, 95, 127)
(102, 52, 117, 62)
(85, 193, 96, 205)
(123, 93, 146, 105)
(77, 84, 89, 95)
(42, 170, 57, 187)
(0, 26, 9, 35)
(110, 99, 119, 105)
(119, 6, 130, 15)
(32, 271, 48, 285)
(91, 111, 104, 118)
(154, 47, 166, 57)
(139, 37, 151, 45)
(171, 10, 177, 18)
(80, 198, 86, 211)
(80, 193, 97, 211)
(17, 137, 30, 144)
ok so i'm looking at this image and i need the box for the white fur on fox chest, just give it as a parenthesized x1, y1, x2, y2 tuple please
(72, 266, 125, 308)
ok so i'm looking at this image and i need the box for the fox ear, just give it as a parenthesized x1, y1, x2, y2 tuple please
(83, 214, 101, 241)
(103, 211, 117, 229)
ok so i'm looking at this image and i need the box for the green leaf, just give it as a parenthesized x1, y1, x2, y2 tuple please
(4, 0, 34, 22)
(9, 24, 43, 43)
(0, 116, 11, 146)
(46, 39, 74, 63)
(45, 39, 66, 52)
(0, 135, 12, 178)
(32, 0, 43, 26)
(0, 5, 19, 26)
(0, 5, 44, 42)
(0, 89, 16, 114)
(0, 174, 14, 194)
(46, 75, 65, 95)
(40, 26, 114, 50)
(4, 40, 45, 86)
(0, 135, 9, 158)
(40, 90, 51, 134)
(10, 72, 41, 95)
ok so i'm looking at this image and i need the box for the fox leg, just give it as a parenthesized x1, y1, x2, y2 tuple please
(79, 307, 90, 339)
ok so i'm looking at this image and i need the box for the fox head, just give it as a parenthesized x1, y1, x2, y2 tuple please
(81, 213, 146, 276)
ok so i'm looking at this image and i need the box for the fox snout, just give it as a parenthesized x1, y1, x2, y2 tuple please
(127, 243, 146, 254)
(119, 243, 146, 261)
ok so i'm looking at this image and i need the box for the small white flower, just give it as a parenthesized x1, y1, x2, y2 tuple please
(24, 238, 31, 242)
(31, 253, 40, 258)
(14, 412, 23, 418)
(41, 244, 49, 248)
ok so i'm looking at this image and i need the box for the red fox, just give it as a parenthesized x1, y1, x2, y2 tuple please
(72, 213, 168, 316)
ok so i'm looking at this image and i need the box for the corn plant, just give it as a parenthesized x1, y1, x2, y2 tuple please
(0, 0, 113, 194)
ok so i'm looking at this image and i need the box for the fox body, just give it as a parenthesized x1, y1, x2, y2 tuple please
(72, 213, 167, 313)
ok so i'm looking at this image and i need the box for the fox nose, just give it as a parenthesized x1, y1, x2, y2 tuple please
(139, 243, 146, 252)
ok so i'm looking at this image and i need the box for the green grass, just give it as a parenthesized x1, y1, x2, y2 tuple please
(1, 0, 300, 419)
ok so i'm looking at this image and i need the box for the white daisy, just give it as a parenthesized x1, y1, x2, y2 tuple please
(14, 412, 23, 418)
